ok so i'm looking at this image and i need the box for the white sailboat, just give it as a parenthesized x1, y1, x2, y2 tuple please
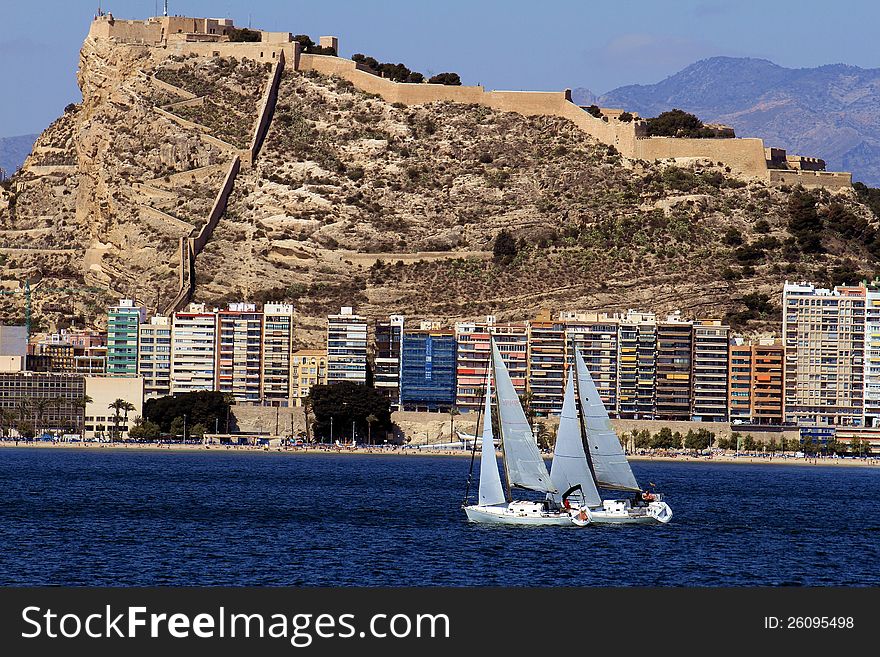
(463, 340, 576, 526)
(568, 346, 673, 525)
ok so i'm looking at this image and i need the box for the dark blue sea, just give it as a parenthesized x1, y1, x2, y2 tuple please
(0, 448, 878, 586)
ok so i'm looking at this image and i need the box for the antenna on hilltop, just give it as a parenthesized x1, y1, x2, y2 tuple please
(164, 0, 169, 17)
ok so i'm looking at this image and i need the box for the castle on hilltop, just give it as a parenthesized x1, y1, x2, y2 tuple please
(87, 13, 850, 190)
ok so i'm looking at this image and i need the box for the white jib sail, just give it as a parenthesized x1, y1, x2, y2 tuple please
(550, 370, 603, 508)
(574, 347, 641, 492)
(492, 340, 555, 494)
(478, 366, 506, 507)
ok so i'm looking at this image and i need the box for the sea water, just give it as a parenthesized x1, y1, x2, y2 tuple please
(0, 448, 877, 586)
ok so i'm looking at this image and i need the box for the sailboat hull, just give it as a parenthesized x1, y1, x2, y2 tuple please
(588, 499, 673, 525)
(464, 502, 578, 526)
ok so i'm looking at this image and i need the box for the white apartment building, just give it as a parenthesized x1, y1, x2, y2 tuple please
(216, 303, 263, 404)
(170, 304, 218, 394)
(138, 316, 172, 399)
(783, 281, 865, 427)
(262, 303, 295, 406)
(326, 307, 368, 384)
(864, 286, 880, 427)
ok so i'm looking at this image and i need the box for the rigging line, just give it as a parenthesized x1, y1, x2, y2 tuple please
(461, 347, 492, 508)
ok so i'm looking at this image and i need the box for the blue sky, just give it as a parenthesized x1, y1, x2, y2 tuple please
(3, 0, 880, 137)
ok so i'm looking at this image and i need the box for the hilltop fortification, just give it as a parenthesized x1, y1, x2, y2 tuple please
(0, 13, 873, 341)
(89, 13, 850, 190)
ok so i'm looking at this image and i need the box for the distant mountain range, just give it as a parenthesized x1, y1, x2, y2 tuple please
(572, 57, 880, 186)
(0, 134, 38, 177)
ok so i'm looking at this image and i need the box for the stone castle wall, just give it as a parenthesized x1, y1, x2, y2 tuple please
(298, 53, 850, 188)
(633, 136, 769, 179)
(768, 168, 852, 190)
(191, 156, 240, 256)
(166, 41, 299, 68)
(248, 53, 286, 163)
(299, 54, 643, 157)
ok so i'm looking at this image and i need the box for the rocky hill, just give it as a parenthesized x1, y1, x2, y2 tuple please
(574, 56, 880, 186)
(2, 38, 880, 344)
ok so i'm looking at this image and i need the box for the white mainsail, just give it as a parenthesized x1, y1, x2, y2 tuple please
(574, 347, 641, 492)
(478, 366, 506, 506)
(492, 340, 556, 494)
(550, 370, 603, 508)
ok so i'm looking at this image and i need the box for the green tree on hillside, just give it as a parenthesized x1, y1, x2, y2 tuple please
(787, 188, 823, 253)
(493, 229, 518, 262)
(646, 109, 717, 138)
(228, 28, 261, 42)
(428, 72, 461, 86)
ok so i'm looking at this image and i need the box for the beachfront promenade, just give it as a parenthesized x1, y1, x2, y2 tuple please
(1, 440, 878, 469)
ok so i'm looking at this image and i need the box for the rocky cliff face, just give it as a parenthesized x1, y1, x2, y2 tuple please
(2, 42, 880, 341)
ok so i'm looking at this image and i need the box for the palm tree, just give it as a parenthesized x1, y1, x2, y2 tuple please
(74, 394, 92, 440)
(302, 395, 313, 444)
(121, 401, 136, 440)
(15, 397, 31, 439)
(448, 405, 461, 444)
(108, 398, 127, 443)
(32, 397, 52, 438)
(535, 422, 554, 450)
(366, 413, 378, 446)
(518, 391, 536, 425)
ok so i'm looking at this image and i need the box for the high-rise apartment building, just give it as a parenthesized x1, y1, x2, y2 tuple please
(261, 303, 295, 406)
(656, 314, 693, 420)
(138, 316, 172, 399)
(783, 282, 865, 426)
(863, 286, 880, 427)
(106, 300, 146, 376)
(374, 315, 404, 408)
(691, 320, 730, 422)
(170, 304, 217, 394)
(562, 312, 619, 414)
(216, 303, 263, 404)
(728, 338, 784, 425)
(400, 324, 457, 412)
(616, 310, 657, 419)
(326, 307, 368, 385)
(527, 311, 566, 417)
(454, 317, 528, 412)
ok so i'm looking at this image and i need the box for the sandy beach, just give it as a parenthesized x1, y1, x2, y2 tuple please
(1, 440, 878, 469)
